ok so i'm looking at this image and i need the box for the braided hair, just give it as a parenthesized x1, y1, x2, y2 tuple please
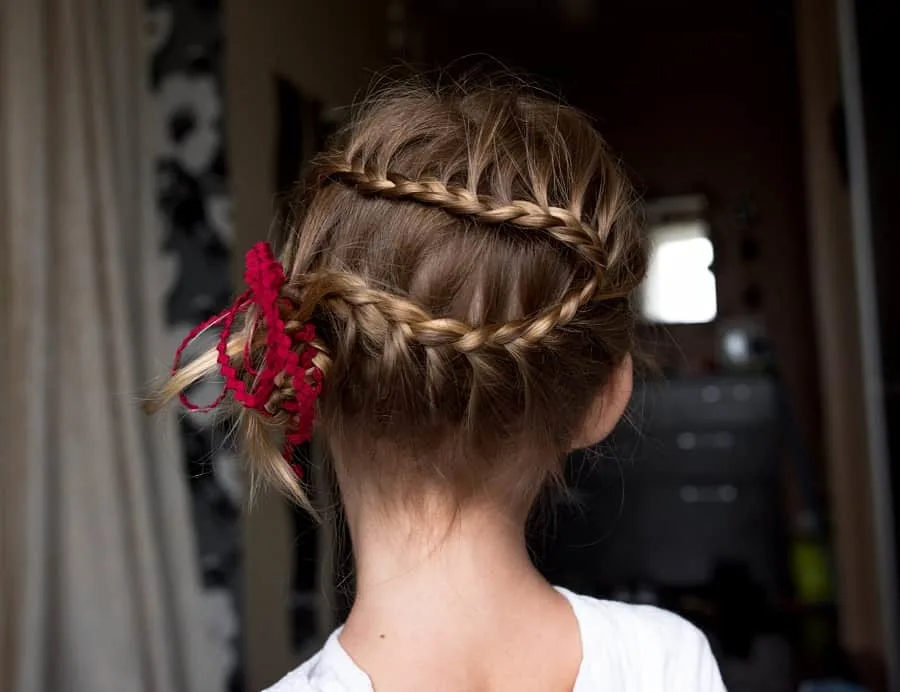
(150, 78, 647, 514)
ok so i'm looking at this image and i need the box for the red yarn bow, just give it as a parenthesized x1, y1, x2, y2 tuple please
(172, 242, 322, 474)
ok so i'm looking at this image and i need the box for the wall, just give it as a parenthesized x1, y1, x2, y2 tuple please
(854, 0, 900, 648)
(795, 0, 885, 679)
(223, 1, 390, 688)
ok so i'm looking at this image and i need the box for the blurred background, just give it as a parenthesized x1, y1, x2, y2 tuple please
(2, 0, 898, 691)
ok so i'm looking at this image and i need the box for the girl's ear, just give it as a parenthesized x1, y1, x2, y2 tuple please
(570, 353, 633, 450)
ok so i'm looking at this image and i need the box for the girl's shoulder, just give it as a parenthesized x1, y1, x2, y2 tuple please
(266, 590, 727, 692)
(263, 631, 371, 692)
(560, 588, 727, 692)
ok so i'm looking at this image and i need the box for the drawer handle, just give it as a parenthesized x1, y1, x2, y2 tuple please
(676, 431, 736, 450)
(680, 484, 738, 503)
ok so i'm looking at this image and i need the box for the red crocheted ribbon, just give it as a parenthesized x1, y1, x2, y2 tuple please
(171, 242, 322, 475)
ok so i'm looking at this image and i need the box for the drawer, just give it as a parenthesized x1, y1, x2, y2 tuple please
(602, 426, 780, 480)
(628, 377, 779, 429)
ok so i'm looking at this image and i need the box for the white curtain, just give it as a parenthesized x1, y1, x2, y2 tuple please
(1, 1, 216, 690)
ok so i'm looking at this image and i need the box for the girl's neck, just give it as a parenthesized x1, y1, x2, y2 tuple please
(337, 494, 583, 691)
(340, 497, 554, 642)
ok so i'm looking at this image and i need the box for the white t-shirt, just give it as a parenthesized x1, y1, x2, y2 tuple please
(265, 587, 727, 691)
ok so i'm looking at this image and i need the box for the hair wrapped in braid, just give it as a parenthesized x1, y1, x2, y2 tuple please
(150, 78, 647, 514)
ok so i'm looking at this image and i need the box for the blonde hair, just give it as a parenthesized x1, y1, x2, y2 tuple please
(148, 78, 647, 516)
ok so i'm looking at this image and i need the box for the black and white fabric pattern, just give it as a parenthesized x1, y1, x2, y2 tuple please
(146, 1, 242, 690)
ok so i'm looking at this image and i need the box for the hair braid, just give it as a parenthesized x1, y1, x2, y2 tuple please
(284, 271, 632, 356)
(320, 163, 609, 270)
(151, 79, 648, 511)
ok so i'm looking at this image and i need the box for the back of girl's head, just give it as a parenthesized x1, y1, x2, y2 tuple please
(153, 76, 647, 516)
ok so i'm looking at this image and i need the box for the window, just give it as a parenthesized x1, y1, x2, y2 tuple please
(639, 197, 717, 324)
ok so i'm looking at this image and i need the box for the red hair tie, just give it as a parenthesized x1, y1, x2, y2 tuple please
(172, 242, 323, 475)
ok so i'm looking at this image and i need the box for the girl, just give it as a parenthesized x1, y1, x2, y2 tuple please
(151, 79, 727, 691)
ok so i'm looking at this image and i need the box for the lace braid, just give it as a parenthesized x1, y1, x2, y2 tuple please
(151, 80, 648, 510)
(284, 271, 632, 355)
(321, 163, 609, 271)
